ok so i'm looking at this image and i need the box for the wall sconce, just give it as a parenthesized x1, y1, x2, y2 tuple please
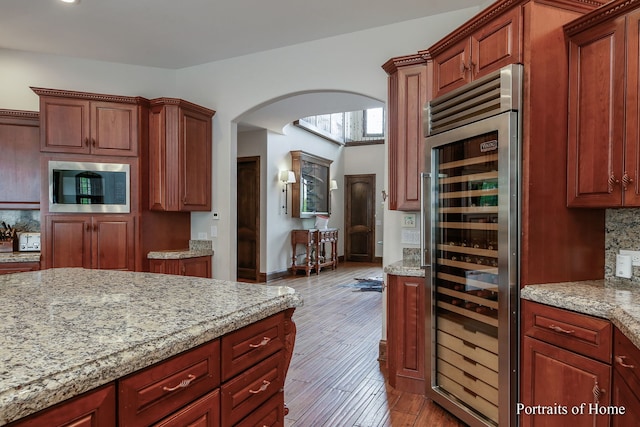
(280, 170, 296, 214)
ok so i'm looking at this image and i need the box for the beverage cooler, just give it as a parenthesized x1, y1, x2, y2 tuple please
(422, 65, 521, 427)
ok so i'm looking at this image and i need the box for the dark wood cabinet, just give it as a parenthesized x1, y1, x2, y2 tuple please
(7, 385, 116, 427)
(566, 3, 640, 207)
(612, 326, 640, 426)
(386, 274, 425, 394)
(149, 98, 215, 212)
(521, 300, 613, 427)
(0, 109, 40, 209)
(430, 6, 521, 98)
(382, 55, 429, 211)
(33, 87, 145, 157)
(149, 256, 212, 278)
(45, 214, 135, 270)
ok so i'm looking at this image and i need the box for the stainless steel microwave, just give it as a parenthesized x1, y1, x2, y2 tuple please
(48, 160, 130, 213)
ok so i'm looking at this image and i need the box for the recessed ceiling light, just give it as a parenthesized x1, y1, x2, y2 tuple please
(59, 0, 80, 4)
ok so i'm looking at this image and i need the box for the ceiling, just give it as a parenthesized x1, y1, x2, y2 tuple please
(1, 0, 486, 132)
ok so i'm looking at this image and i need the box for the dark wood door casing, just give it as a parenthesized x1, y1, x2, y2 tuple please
(237, 157, 260, 281)
(345, 174, 376, 262)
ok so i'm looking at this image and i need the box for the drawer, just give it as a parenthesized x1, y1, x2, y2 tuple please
(222, 313, 285, 381)
(119, 340, 221, 427)
(153, 389, 220, 427)
(614, 327, 640, 396)
(221, 351, 285, 426)
(234, 392, 284, 427)
(522, 300, 612, 363)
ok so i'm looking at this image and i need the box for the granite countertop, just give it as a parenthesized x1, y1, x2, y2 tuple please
(0, 268, 302, 425)
(521, 279, 640, 350)
(147, 239, 214, 260)
(0, 252, 41, 263)
(383, 260, 426, 277)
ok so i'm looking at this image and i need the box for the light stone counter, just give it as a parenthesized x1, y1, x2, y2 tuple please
(383, 260, 426, 277)
(147, 239, 214, 260)
(0, 252, 41, 263)
(0, 268, 302, 425)
(521, 279, 640, 350)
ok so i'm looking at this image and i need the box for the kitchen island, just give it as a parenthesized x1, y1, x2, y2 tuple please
(0, 268, 302, 426)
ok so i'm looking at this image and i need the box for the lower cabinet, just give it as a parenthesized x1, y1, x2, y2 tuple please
(612, 327, 640, 426)
(386, 274, 425, 394)
(521, 300, 612, 427)
(149, 256, 212, 278)
(0, 261, 40, 275)
(7, 385, 116, 427)
(7, 312, 294, 427)
(45, 214, 135, 270)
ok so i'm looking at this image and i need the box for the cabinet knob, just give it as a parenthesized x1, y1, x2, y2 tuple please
(608, 173, 620, 193)
(622, 171, 634, 190)
(84, 137, 90, 147)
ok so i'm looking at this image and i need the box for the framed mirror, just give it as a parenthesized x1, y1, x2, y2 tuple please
(290, 150, 332, 218)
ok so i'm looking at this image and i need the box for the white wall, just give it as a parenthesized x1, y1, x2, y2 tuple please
(0, 7, 480, 280)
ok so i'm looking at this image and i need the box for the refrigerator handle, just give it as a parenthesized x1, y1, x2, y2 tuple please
(420, 172, 431, 268)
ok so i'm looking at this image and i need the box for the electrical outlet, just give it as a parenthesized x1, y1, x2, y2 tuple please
(620, 250, 640, 266)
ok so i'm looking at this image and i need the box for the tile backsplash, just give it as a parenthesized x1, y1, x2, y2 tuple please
(605, 209, 640, 282)
(0, 210, 40, 232)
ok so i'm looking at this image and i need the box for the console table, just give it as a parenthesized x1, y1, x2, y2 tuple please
(291, 228, 338, 276)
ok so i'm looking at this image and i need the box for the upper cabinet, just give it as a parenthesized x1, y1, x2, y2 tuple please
(290, 150, 332, 218)
(148, 98, 215, 212)
(429, 6, 521, 98)
(565, 1, 640, 207)
(32, 87, 148, 157)
(0, 109, 40, 209)
(382, 54, 429, 211)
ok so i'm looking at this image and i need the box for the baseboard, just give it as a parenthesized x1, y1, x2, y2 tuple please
(265, 269, 290, 282)
(378, 339, 387, 362)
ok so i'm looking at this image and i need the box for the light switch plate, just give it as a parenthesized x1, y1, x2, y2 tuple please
(616, 254, 633, 278)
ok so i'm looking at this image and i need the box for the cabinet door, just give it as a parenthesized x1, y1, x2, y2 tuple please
(10, 385, 115, 427)
(46, 215, 92, 269)
(432, 37, 472, 98)
(612, 369, 640, 427)
(386, 274, 425, 394)
(521, 336, 611, 427)
(567, 16, 626, 207)
(40, 97, 91, 154)
(153, 389, 220, 427)
(390, 63, 428, 211)
(624, 10, 640, 206)
(471, 6, 521, 80)
(181, 256, 212, 278)
(180, 108, 212, 210)
(0, 111, 40, 208)
(91, 102, 139, 156)
(92, 215, 135, 271)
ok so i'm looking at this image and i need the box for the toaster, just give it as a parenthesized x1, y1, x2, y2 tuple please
(18, 232, 41, 252)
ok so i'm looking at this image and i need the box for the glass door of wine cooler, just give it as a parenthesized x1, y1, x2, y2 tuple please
(425, 112, 519, 427)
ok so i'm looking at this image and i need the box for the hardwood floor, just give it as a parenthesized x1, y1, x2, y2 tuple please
(269, 262, 466, 427)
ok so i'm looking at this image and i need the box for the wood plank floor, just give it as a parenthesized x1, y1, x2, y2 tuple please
(268, 262, 466, 427)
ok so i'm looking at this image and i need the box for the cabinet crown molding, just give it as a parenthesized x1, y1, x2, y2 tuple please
(425, 0, 607, 56)
(30, 87, 150, 105)
(382, 54, 427, 75)
(149, 97, 216, 117)
(564, 0, 640, 35)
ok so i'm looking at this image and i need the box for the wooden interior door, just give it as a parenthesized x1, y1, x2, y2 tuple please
(237, 157, 260, 281)
(345, 174, 375, 262)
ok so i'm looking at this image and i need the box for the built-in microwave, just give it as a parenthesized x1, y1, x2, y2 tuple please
(48, 160, 130, 213)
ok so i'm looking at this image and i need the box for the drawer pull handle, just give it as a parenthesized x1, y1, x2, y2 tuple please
(163, 374, 196, 392)
(249, 337, 271, 348)
(615, 355, 636, 369)
(249, 379, 271, 394)
(548, 324, 575, 334)
(593, 380, 605, 403)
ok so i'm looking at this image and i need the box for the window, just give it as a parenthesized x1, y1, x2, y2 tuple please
(295, 107, 385, 146)
(363, 107, 384, 137)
